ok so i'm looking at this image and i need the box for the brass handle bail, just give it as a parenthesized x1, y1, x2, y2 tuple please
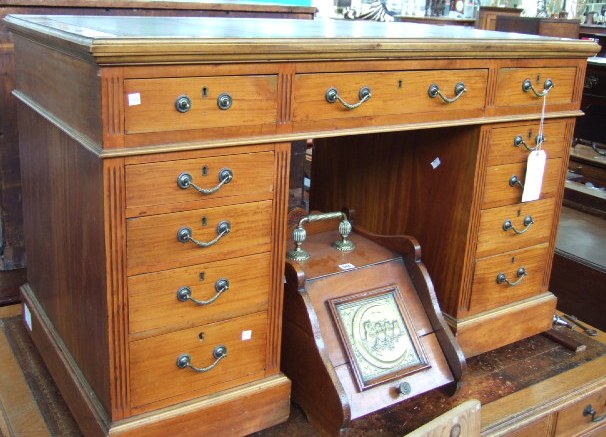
(177, 221, 231, 248)
(177, 279, 230, 306)
(176, 346, 227, 373)
(522, 78, 554, 97)
(502, 215, 534, 234)
(496, 267, 527, 286)
(177, 168, 233, 195)
(325, 87, 371, 110)
(428, 82, 466, 103)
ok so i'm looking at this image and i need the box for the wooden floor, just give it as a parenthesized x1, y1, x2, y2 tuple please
(0, 304, 52, 437)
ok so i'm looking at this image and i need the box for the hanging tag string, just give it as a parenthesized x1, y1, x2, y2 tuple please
(536, 93, 547, 152)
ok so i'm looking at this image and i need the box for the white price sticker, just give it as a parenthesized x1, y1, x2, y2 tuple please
(521, 150, 547, 203)
(241, 330, 252, 341)
(23, 303, 32, 331)
(338, 263, 355, 271)
(127, 93, 141, 106)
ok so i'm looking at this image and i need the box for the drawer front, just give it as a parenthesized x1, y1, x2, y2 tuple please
(555, 386, 606, 436)
(469, 244, 549, 314)
(293, 69, 487, 127)
(127, 200, 272, 275)
(482, 158, 563, 209)
(130, 311, 268, 409)
(476, 198, 555, 258)
(129, 252, 271, 338)
(494, 67, 576, 108)
(486, 120, 568, 167)
(124, 75, 278, 134)
(125, 151, 275, 214)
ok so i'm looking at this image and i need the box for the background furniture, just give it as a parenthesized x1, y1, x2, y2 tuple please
(495, 15, 581, 38)
(475, 6, 522, 31)
(0, 0, 316, 306)
(6, 14, 598, 437)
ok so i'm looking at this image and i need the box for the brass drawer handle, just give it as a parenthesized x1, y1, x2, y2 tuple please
(177, 279, 230, 306)
(503, 215, 534, 234)
(175, 95, 192, 113)
(496, 267, 527, 286)
(428, 82, 466, 103)
(522, 78, 554, 97)
(509, 175, 524, 190)
(176, 346, 227, 373)
(325, 86, 371, 110)
(287, 211, 355, 262)
(513, 134, 545, 152)
(583, 404, 606, 423)
(177, 221, 231, 248)
(177, 168, 233, 195)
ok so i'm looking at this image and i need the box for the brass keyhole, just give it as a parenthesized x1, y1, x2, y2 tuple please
(202, 217, 208, 226)
(199, 332, 205, 341)
(199, 272, 205, 281)
(202, 87, 209, 98)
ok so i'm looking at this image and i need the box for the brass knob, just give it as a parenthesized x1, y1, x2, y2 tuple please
(175, 95, 192, 113)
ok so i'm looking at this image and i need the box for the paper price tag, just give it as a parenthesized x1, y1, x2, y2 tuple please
(521, 150, 547, 203)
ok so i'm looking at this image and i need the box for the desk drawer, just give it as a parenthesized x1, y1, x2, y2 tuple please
(124, 75, 277, 134)
(494, 67, 576, 108)
(469, 243, 549, 314)
(129, 311, 268, 410)
(126, 151, 275, 215)
(127, 200, 272, 275)
(129, 252, 271, 338)
(476, 198, 555, 258)
(293, 69, 487, 129)
(482, 158, 563, 209)
(555, 385, 606, 436)
(486, 120, 568, 167)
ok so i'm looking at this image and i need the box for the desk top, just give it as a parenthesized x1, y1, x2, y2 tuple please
(5, 14, 599, 64)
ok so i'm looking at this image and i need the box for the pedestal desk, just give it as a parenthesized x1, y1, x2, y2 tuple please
(5, 15, 599, 436)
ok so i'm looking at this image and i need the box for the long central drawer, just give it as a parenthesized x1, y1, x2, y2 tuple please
(293, 69, 488, 130)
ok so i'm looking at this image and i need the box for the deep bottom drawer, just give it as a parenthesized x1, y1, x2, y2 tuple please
(129, 311, 268, 410)
(469, 243, 549, 315)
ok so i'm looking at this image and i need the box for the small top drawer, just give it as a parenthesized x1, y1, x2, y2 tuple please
(494, 67, 577, 108)
(125, 151, 275, 216)
(293, 69, 487, 130)
(486, 120, 568, 167)
(124, 75, 277, 135)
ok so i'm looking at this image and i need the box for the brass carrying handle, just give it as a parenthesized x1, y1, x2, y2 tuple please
(522, 78, 554, 97)
(496, 267, 527, 286)
(177, 279, 230, 306)
(177, 221, 231, 248)
(503, 216, 534, 234)
(325, 87, 371, 110)
(428, 82, 466, 103)
(513, 134, 545, 152)
(177, 168, 233, 195)
(583, 404, 606, 423)
(176, 346, 227, 373)
(509, 175, 524, 190)
(287, 211, 355, 262)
